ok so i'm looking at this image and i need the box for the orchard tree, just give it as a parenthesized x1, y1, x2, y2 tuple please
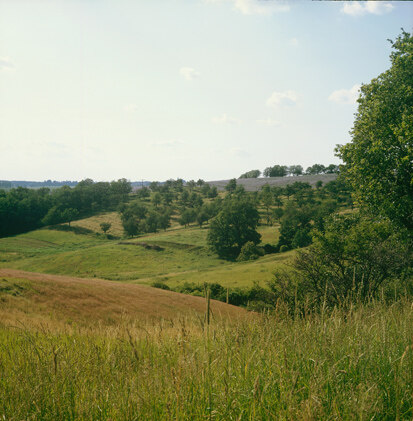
(225, 178, 237, 194)
(100, 222, 111, 234)
(337, 30, 413, 232)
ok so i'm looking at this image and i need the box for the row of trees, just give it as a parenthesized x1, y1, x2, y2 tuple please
(0, 178, 132, 237)
(239, 163, 339, 179)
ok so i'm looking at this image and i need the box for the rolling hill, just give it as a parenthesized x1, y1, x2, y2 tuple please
(0, 268, 246, 328)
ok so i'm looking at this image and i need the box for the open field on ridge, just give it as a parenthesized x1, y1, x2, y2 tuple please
(208, 174, 337, 191)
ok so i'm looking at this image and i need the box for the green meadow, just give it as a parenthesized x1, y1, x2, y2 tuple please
(0, 217, 289, 288)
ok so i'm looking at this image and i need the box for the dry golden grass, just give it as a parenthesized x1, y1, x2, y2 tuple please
(71, 211, 124, 236)
(0, 269, 246, 329)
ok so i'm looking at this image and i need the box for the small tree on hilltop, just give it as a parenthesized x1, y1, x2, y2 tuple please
(100, 222, 111, 234)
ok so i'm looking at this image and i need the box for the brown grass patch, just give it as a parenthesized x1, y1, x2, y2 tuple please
(0, 269, 246, 329)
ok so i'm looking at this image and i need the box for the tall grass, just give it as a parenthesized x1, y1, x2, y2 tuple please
(0, 298, 411, 420)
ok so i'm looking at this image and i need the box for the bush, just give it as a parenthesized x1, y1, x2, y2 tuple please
(263, 243, 279, 254)
(269, 213, 411, 313)
(237, 241, 263, 261)
(279, 245, 289, 253)
(151, 282, 171, 290)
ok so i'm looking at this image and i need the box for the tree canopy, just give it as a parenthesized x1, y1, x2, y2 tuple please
(207, 198, 261, 260)
(337, 30, 413, 232)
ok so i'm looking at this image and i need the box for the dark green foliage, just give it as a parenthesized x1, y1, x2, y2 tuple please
(270, 213, 412, 311)
(136, 186, 150, 199)
(337, 30, 413, 232)
(151, 281, 171, 290)
(207, 197, 261, 260)
(287, 165, 303, 176)
(277, 203, 313, 249)
(263, 165, 287, 177)
(225, 178, 237, 193)
(151, 192, 162, 208)
(178, 209, 197, 227)
(207, 185, 218, 198)
(0, 178, 133, 238)
(239, 169, 261, 179)
(237, 241, 263, 261)
(100, 222, 111, 234)
(305, 164, 326, 175)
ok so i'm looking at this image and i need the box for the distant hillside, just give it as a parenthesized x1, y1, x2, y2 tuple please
(208, 174, 338, 191)
(0, 269, 246, 328)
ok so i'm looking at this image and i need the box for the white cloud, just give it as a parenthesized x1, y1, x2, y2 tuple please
(266, 90, 297, 108)
(124, 104, 138, 112)
(341, 1, 394, 16)
(256, 118, 280, 127)
(206, 0, 290, 15)
(328, 84, 361, 104)
(180, 67, 200, 81)
(0, 57, 14, 70)
(212, 113, 241, 124)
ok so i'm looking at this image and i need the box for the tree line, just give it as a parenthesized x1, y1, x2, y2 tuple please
(239, 163, 339, 178)
(0, 178, 132, 237)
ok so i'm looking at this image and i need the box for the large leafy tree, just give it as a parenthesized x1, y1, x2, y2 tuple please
(337, 31, 413, 231)
(207, 198, 261, 260)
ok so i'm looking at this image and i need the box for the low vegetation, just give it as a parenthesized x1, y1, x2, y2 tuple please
(0, 295, 411, 420)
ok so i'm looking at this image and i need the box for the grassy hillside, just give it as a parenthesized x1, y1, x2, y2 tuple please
(0, 269, 245, 328)
(0, 223, 289, 288)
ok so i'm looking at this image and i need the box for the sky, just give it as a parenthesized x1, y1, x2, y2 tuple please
(0, 0, 412, 182)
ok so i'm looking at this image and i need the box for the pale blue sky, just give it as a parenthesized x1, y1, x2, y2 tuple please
(0, 0, 412, 181)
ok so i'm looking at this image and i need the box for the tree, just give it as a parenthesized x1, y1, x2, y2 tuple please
(225, 178, 237, 194)
(61, 208, 79, 227)
(337, 31, 413, 232)
(179, 209, 196, 227)
(100, 222, 111, 234)
(263, 165, 287, 177)
(292, 213, 410, 306)
(239, 169, 261, 179)
(152, 192, 162, 208)
(305, 164, 326, 175)
(110, 178, 132, 202)
(260, 185, 273, 225)
(237, 241, 262, 261)
(136, 187, 150, 199)
(207, 198, 261, 260)
(208, 186, 218, 198)
(287, 165, 303, 176)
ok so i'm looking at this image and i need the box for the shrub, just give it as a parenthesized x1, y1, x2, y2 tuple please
(237, 241, 263, 261)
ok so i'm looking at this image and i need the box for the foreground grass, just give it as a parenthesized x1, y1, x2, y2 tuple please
(0, 299, 411, 420)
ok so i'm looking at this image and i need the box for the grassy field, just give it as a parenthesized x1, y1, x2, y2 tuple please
(0, 222, 288, 288)
(0, 292, 411, 420)
(0, 269, 245, 328)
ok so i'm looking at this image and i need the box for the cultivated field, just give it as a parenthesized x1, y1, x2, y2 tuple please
(208, 174, 337, 191)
